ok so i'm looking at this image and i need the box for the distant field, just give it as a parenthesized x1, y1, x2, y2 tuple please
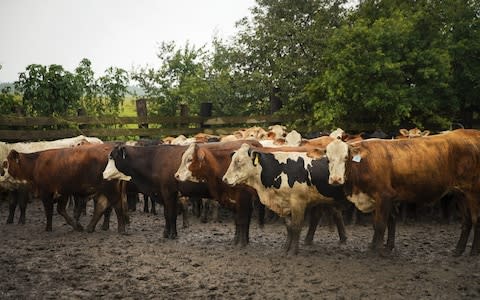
(120, 97, 138, 117)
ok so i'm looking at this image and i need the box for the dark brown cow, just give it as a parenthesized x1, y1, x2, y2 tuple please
(325, 129, 480, 256)
(6, 144, 126, 233)
(103, 144, 211, 239)
(175, 140, 264, 247)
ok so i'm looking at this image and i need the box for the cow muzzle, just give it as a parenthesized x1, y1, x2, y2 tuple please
(328, 176, 344, 186)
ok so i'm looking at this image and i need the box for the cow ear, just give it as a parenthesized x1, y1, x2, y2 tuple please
(197, 148, 205, 162)
(8, 150, 20, 164)
(422, 130, 430, 136)
(350, 145, 361, 156)
(399, 129, 409, 137)
(119, 146, 127, 159)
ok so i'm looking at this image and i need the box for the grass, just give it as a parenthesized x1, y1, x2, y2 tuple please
(119, 97, 138, 117)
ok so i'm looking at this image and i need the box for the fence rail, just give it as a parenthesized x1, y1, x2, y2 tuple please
(0, 114, 308, 141)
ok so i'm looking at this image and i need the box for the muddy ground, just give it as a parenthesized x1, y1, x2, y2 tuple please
(0, 199, 479, 300)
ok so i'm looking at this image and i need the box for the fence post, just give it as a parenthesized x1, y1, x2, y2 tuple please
(77, 108, 86, 130)
(180, 104, 189, 127)
(269, 87, 282, 114)
(199, 102, 212, 129)
(136, 98, 148, 138)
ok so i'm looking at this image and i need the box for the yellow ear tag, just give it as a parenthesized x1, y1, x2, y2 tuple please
(254, 155, 259, 166)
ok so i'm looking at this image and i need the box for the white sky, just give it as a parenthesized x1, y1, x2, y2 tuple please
(0, 0, 256, 82)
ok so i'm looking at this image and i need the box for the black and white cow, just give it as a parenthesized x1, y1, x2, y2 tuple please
(222, 143, 348, 255)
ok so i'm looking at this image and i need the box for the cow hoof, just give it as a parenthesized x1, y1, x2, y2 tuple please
(75, 225, 84, 232)
(304, 238, 313, 246)
(101, 224, 110, 231)
(6, 219, 13, 224)
(452, 248, 464, 257)
(470, 250, 479, 256)
(86, 227, 95, 233)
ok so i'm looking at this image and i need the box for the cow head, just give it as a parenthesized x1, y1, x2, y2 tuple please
(325, 138, 351, 185)
(5, 150, 29, 181)
(222, 143, 259, 186)
(102, 146, 132, 181)
(175, 143, 203, 182)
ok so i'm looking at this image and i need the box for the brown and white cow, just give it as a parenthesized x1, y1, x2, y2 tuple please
(325, 129, 480, 256)
(174, 140, 264, 247)
(222, 144, 349, 255)
(6, 143, 126, 233)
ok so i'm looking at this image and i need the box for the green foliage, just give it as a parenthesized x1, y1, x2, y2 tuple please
(15, 64, 82, 116)
(132, 41, 209, 116)
(13, 59, 129, 117)
(0, 86, 20, 115)
(306, 0, 464, 129)
(233, 0, 348, 116)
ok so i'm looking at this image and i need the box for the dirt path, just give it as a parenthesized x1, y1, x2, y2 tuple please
(0, 200, 479, 299)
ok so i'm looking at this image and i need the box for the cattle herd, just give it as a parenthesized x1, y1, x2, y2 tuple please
(1, 125, 479, 259)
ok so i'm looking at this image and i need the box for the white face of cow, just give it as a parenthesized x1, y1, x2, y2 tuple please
(174, 143, 198, 182)
(222, 143, 257, 186)
(325, 139, 349, 185)
(102, 156, 131, 181)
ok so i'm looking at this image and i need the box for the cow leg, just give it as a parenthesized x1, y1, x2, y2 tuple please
(385, 212, 396, 251)
(73, 196, 86, 229)
(453, 193, 472, 256)
(201, 198, 209, 223)
(454, 217, 472, 256)
(41, 195, 54, 232)
(332, 206, 347, 244)
(150, 196, 157, 215)
(17, 186, 28, 225)
(101, 206, 112, 231)
(127, 192, 137, 211)
(190, 197, 201, 218)
(471, 220, 480, 256)
(86, 195, 109, 233)
(285, 207, 305, 255)
(178, 197, 190, 228)
(7, 190, 17, 224)
(283, 219, 293, 252)
(304, 205, 321, 245)
(112, 198, 126, 234)
(57, 196, 83, 231)
(370, 199, 392, 254)
(233, 195, 253, 247)
(211, 200, 219, 223)
(162, 193, 178, 239)
(143, 194, 150, 213)
(256, 198, 265, 228)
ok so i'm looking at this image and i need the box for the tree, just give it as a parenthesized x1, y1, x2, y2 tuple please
(445, 0, 480, 128)
(233, 0, 348, 117)
(15, 64, 82, 116)
(0, 86, 20, 115)
(307, 0, 453, 130)
(97, 67, 129, 115)
(133, 41, 210, 116)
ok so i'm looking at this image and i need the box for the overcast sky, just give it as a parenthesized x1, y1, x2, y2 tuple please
(0, 0, 256, 82)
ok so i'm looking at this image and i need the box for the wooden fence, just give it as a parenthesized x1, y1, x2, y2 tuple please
(0, 114, 309, 142)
